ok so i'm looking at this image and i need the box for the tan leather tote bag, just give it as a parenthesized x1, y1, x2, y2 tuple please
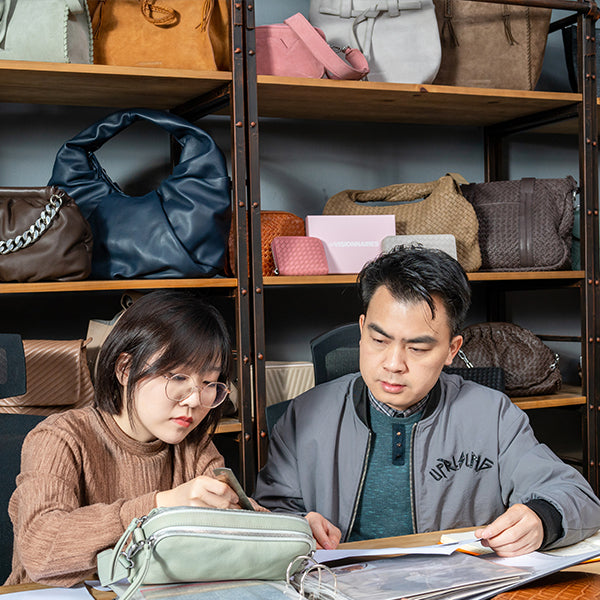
(89, 0, 231, 71)
(323, 174, 482, 272)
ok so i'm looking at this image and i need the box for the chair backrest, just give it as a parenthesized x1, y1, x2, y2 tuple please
(442, 366, 506, 392)
(310, 322, 361, 386)
(0, 413, 46, 583)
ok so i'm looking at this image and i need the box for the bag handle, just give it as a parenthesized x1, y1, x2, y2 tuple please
(284, 13, 369, 80)
(0, 189, 66, 255)
(49, 108, 228, 219)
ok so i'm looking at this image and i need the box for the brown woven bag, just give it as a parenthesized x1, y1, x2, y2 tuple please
(432, 1, 551, 90)
(461, 177, 576, 271)
(227, 211, 306, 276)
(322, 175, 481, 272)
(451, 322, 561, 397)
(89, 0, 231, 71)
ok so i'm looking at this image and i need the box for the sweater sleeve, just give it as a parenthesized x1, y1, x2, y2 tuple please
(9, 426, 158, 587)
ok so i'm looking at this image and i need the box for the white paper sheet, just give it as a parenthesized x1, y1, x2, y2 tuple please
(313, 534, 482, 563)
(440, 528, 600, 558)
(0, 584, 91, 599)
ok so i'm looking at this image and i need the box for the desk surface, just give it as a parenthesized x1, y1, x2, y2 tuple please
(2, 529, 599, 598)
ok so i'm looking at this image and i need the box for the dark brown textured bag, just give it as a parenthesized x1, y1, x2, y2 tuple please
(0, 187, 93, 283)
(432, 1, 551, 90)
(451, 322, 561, 397)
(460, 177, 577, 271)
(0, 339, 95, 415)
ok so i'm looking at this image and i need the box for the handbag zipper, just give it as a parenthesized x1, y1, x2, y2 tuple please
(124, 526, 314, 562)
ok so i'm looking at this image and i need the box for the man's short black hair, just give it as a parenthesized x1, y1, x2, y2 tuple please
(357, 245, 471, 337)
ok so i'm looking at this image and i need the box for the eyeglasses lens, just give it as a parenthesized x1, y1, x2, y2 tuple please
(166, 375, 228, 408)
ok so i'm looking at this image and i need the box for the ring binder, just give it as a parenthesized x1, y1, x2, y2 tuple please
(287, 555, 338, 599)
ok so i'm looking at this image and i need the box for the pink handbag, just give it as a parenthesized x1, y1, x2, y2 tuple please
(256, 13, 369, 80)
(271, 236, 329, 276)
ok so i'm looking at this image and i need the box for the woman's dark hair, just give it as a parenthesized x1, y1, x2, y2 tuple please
(94, 290, 232, 444)
(357, 245, 471, 337)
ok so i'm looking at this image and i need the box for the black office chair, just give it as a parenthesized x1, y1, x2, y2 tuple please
(310, 322, 361, 386)
(309, 321, 505, 392)
(0, 334, 46, 582)
(0, 413, 46, 582)
(265, 323, 361, 437)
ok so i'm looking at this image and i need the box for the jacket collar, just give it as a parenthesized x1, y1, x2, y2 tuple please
(352, 374, 442, 423)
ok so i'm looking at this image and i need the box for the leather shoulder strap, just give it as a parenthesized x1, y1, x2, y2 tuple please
(284, 13, 369, 80)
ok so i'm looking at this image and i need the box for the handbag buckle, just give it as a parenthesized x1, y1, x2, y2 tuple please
(330, 44, 349, 53)
(121, 535, 156, 568)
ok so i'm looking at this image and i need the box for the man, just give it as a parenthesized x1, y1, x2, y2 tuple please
(255, 245, 600, 556)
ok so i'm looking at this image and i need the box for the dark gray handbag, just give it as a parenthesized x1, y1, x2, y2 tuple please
(461, 177, 577, 271)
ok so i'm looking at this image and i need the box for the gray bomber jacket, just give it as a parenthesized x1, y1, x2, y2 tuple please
(255, 372, 600, 547)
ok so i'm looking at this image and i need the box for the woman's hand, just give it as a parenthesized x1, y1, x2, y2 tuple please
(305, 511, 342, 550)
(156, 475, 240, 509)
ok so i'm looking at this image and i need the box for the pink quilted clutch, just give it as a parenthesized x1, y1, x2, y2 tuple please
(271, 236, 329, 276)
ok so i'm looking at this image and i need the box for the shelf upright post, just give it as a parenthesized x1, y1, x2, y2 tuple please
(578, 4, 600, 493)
(229, 0, 256, 490)
(241, 0, 270, 474)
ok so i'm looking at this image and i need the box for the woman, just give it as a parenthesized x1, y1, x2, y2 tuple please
(7, 290, 256, 586)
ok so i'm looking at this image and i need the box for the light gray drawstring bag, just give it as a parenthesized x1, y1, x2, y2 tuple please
(309, 0, 441, 83)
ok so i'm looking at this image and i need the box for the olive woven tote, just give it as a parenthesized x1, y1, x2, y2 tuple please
(322, 174, 482, 272)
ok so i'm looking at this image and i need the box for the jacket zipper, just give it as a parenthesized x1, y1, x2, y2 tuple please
(346, 430, 372, 541)
(409, 423, 418, 532)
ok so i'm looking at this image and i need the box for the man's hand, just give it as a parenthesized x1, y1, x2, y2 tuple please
(305, 512, 342, 550)
(475, 504, 544, 557)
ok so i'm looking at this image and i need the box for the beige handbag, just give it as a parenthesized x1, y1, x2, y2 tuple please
(323, 174, 482, 272)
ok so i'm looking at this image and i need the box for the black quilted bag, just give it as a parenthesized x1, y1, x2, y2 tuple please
(450, 322, 561, 397)
(461, 176, 577, 271)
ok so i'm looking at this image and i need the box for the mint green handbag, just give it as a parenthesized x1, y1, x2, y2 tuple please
(0, 0, 93, 64)
(97, 507, 316, 600)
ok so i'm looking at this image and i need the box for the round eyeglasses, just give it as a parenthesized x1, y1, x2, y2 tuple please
(163, 374, 230, 408)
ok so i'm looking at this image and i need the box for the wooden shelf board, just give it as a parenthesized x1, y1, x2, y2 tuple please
(215, 418, 242, 434)
(257, 76, 580, 126)
(264, 271, 583, 287)
(0, 278, 238, 294)
(512, 385, 585, 410)
(468, 270, 584, 281)
(0, 61, 232, 108)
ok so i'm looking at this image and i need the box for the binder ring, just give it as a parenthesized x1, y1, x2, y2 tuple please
(286, 555, 338, 598)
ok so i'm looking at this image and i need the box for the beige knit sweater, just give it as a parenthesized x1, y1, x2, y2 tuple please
(6, 405, 225, 587)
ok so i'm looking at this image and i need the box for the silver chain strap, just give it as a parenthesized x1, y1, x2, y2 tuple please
(0, 191, 64, 255)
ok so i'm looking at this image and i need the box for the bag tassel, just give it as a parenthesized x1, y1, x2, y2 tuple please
(441, 16, 459, 47)
(502, 7, 517, 45)
(440, 0, 459, 47)
(195, 0, 214, 32)
(91, 0, 105, 39)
